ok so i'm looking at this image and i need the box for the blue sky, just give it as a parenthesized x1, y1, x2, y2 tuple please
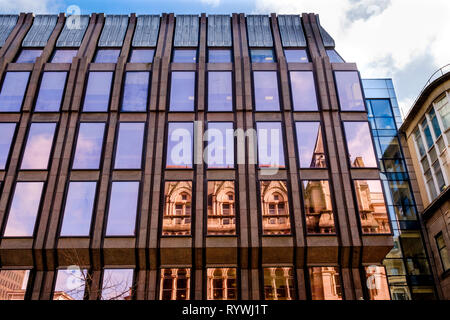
(0, 0, 449, 116)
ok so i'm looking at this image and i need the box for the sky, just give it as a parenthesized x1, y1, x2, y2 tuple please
(1, 0, 449, 116)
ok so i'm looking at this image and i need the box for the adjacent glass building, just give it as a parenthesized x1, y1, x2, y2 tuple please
(0, 12, 441, 300)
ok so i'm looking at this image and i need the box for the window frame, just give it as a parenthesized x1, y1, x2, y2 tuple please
(294, 121, 328, 169)
(34, 71, 69, 112)
(2, 180, 46, 238)
(334, 70, 367, 112)
(165, 121, 194, 169)
(252, 71, 281, 112)
(0, 71, 31, 113)
(288, 71, 319, 111)
(120, 71, 151, 112)
(206, 179, 238, 237)
(206, 71, 234, 112)
(342, 120, 380, 169)
(71, 121, 107, 170)
(160, 180, 193, 237)
(113, 121, 146, 170)
(58, 180, 98, 238)
(81, 71, 114, 113)
(435, 232, 450, 273)
(19, 121, 58, 171)
(205, 121, 236, 169)
(104, 180, 141, 237)
(255, 121, 287, 169)
(168, 71, 197, 112)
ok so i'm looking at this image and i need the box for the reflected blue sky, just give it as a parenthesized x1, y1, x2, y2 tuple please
(0, 123, 16, 169)
(60, 181, 97, 236)
(4, 182, 44, 237)
(114, 122, 145, 169)
(73, 122, 105, 169)
(35, 72, 67, 112)
(106, 181, 139, 236)
(21, 123, 56, 169)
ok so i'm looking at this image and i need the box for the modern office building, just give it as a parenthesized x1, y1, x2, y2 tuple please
(396, 67, 450, 299)
(0, 12, 439, 300)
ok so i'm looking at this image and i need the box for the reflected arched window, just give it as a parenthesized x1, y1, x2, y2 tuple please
(263, 267, 295, 300)
(159, 268, 190, 300)
(207, 268, 237, 300)
(207, 181, 236, 235)
(163, 181, 192, 235)
(260, 181, 291, 235)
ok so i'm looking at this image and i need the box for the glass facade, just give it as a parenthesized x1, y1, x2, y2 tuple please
(106, 181, 139, 236)
(284, 49, 308, 63)
(94, 49, 120, 63)
(114, 122, 145, 169)
(362, 78, 436, 300)
(16, 49, 42, 63)
(253, 71, 280, 111)
(51, 49, 78, 63)
(290, 71, 318, 111)
(208, 49, 232, 63)
(169, 72, 195, 111)
(172, 49, 197, 63)
(162, 181, 192, 236)
(129, 49, 154, 63)
(72, 122, 105, 169)
(20, 122, 56, 169)
(256, 122, 285, 168)
(0, 123, 16, 169)
(208, 72, 233, 111)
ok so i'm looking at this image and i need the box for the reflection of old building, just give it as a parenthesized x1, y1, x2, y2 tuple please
(365, 266, 391, 300)
(207, 181, 236, 235)
(160, 268, 190, 300)
(263, 267, 295, 300)
(302, 180, 335, 234)
(163, 181, 192, 235)
(0, 270, 28, 300)
(309, 267, 342, 300)
(310, 127, 326, 168)
(354, 180, 391, 234)
(207, 268, 236, 300)
(260, 181, 291, 235)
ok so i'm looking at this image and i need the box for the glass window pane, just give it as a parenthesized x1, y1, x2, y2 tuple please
(172, 49, 197, 63)
(21, 123, 56, 169)
(169, 72, 195, 111)
(302, 180, 335, 234)
(365, 266, 390, 300)
(206, 122, 234, 168)
(122, 72, 149, 111)
(106, 182, 139, 236)
(374, 117, 396, 130)
(250, 49, 275, 63)
(207, 268, 236, 300)
(0, 123, 16, 169)
(51, 50, 78, 63)
(284, 49, 308, 63)
(72, 122, 105, 169)
(354, 180, 391, 234)
(326, 49, 344, 63)
(35, 72, 67, 112)
(53, 268, 87, 300)
(378, 136, 402, 159)
(94, 49, 120, 63)
(335, 71, 365, 111)
(428, 109, 442, 138)
(60, 181, 96, 236)
(129, 49, 154, 63)
(0, 270, 30, 300)
(343, 122, 377, 167)
(254, 71, 280, 111)
(162, 181, 192, 236)
(414, 129, 426, 157)
(16, 49, 42, 63)
(309, 267, 343, 300)
(208, 49, 231, 63)
(4, 182, 44, 237)
(166, 122, 193, 168)
(101, 269, 134, 300)
(82, 72, 113, 112)
(159, 268, 191, 300)
(260, 181, 291, 235)
(371, 99, 393, 117)
(264, 267, 295, 300)
(257, 122, 285, 168)
(290, 71, 318, 111)
(208, 72, 233, 111)
(436, 234, 450, 271)
(0, 72, 30, 112)
(421, 119, 434, 148)
(207, 181, 236, 235)
(295, 122, 326, 168)
(114, 122, 145, 169)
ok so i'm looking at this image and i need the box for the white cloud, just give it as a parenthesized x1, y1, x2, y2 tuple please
(0, 0, 63, 13)
(254, 0, 450, 115)
(200, 0, 221, 7)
